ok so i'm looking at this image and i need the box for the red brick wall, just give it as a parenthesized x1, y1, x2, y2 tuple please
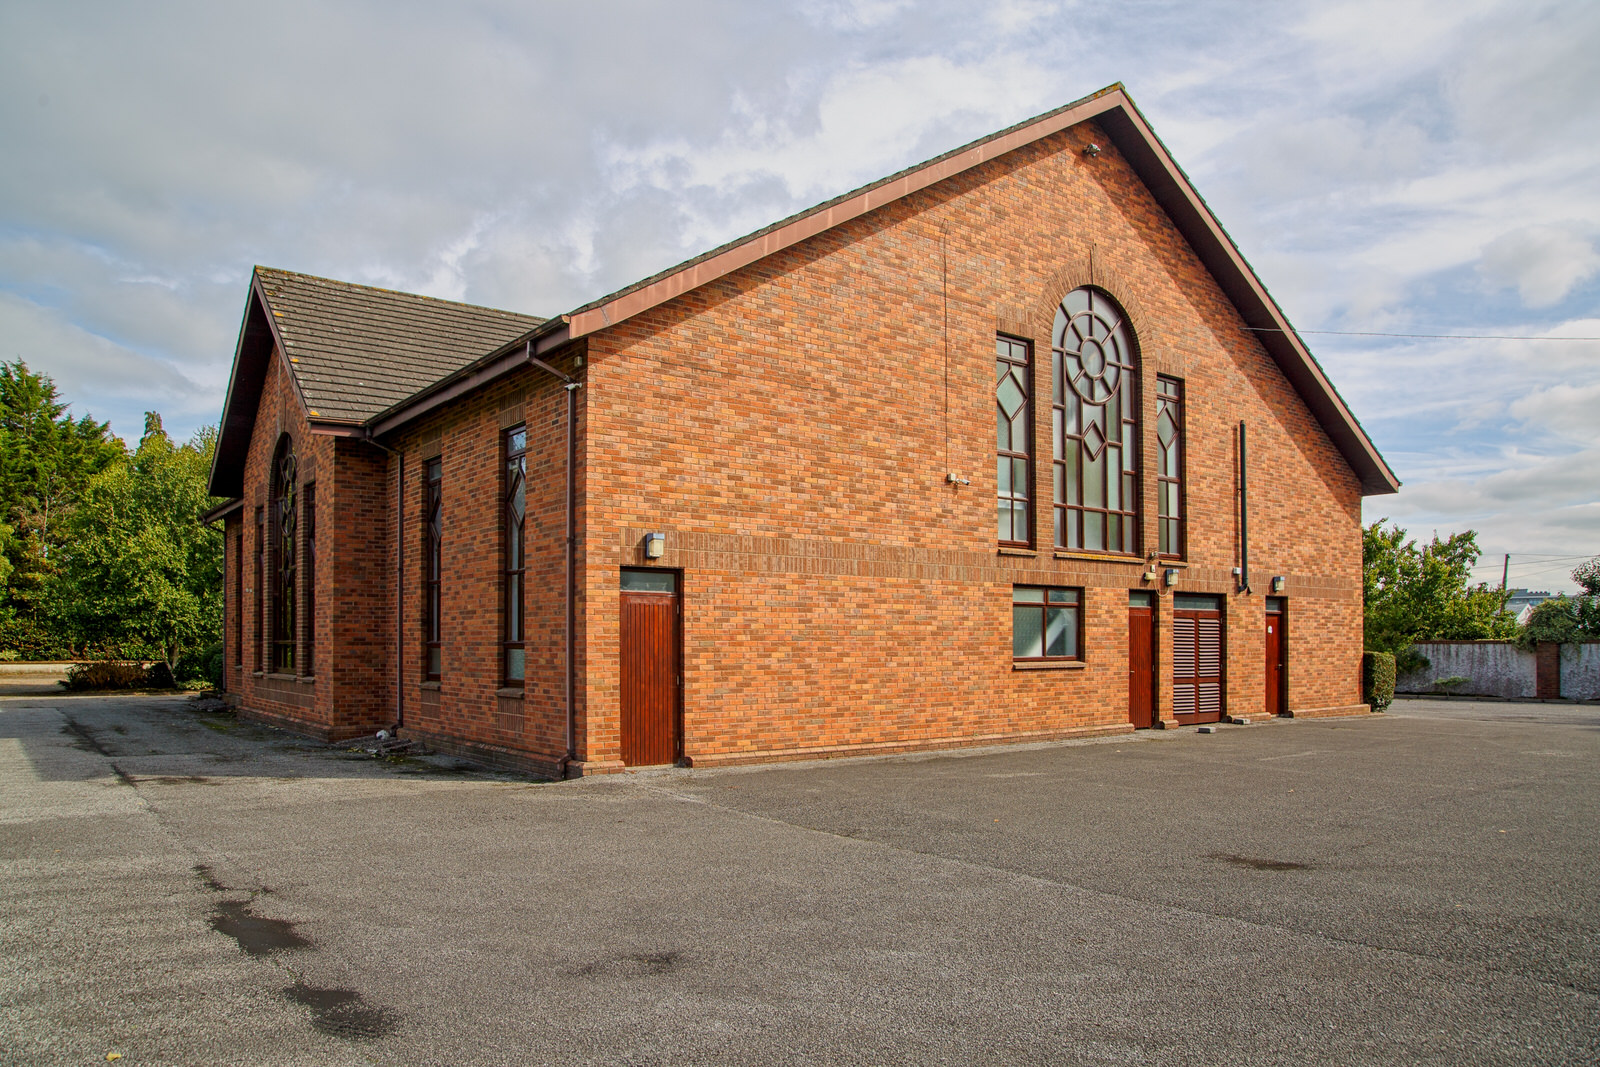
(228, 351, 398, 741)
(383, 365, 582, 772)
(580, 119, 1366, 766)
(219, 115, 1370, 769)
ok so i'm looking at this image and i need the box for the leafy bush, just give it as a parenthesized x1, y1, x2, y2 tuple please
(1514, 594, 1600, 651)
(61, 661, 149, 691)
(204, 648, 224, 689)
(1432, 675, 1469, 693)
(1362, 651, 1396, 712)
(145, 660, 177, 689)
(175, 641, 222, 683)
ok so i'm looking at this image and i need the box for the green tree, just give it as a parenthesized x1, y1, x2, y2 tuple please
(0, 360, 125, 656)
(1515, 555, 1600, 650)
(57, 414, 224, 668)
(1363, 520, 1516, 668)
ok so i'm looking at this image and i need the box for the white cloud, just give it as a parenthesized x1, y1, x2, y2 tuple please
(1478, 225, 1600, 307)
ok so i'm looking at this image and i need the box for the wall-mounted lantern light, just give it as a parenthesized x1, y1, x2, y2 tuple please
(644, 532, 666, 560)
(1164, 568, 1179, 587)
(1271, 575, 1285, 593)
(1083, 143, 1102, 158)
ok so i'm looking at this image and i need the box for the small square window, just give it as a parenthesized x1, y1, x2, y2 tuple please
(1012, 585, 1083, 661)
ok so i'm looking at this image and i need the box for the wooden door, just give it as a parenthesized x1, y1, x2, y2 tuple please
(1172, 595, 1224, 725)
(1265, 598, 1286, 717)
(620, 569, 681, 766)
(1128, 592, 1155, 729)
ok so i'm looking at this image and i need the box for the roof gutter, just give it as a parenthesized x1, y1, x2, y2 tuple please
(200, 497, 245, 526)
(366, 317, 572, 439)
(523, 341, 581, 781)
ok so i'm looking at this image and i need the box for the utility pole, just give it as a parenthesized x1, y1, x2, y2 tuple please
(1499, 553, 1510, 616)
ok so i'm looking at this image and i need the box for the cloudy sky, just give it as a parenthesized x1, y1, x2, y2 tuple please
(2, 0, 1595, 591)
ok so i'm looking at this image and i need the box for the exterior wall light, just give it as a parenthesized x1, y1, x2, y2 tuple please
(1083, 143, 1102, 157)
(644, 532, 666, 560)
(1164, 568, 1179, 587)
(1271, 575, 1285, 593)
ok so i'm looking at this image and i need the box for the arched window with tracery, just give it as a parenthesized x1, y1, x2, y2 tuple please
(269, 435, 297, 673)
(1051, 287, 1139, 553)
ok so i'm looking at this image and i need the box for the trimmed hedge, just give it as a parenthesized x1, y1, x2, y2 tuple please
(1362, 651, 1396, 712)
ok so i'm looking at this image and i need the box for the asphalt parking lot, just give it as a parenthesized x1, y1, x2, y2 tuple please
(2, 694, 1596, 1066)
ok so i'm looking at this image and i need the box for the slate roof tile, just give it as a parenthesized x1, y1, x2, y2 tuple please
(255, 268, 545, 423)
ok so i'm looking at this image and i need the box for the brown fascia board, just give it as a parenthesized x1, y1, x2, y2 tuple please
(206, 280, 276, 498)
(1094, 102, 1400, 496)
(560, 84, 1399, 497)
(366, 316, 573, 438)
(199, 497, 244, 525)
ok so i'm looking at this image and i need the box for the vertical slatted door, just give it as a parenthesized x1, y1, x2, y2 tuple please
(620, 572, 680, 766)
(1172, 602, 1224, 725)
(1128, 596, 1155, 729)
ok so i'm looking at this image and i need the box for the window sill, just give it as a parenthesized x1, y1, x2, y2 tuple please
(997, 546, 1037, 557)
(1052, 550, 1143, 564)
(420, 681, 441, 691)
(496, 687, 524, 699)
(1013, 660, 1087, 671)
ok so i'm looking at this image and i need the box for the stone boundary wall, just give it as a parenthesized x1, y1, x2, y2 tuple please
(1398, 640, 1600, 700)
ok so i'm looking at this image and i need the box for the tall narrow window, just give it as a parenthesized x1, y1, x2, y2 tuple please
(996, 335, 1032, 545)
(254, 508, 264, 671)
(503, 427, 526, 686)
(424, 458, 443, 681)
(269, 438, 297, 673)
(1156, 376, 1185, 557)
(1052, 287, 1139, 553)
(233, 531, 244, 668)
(302, 483, 315, 674)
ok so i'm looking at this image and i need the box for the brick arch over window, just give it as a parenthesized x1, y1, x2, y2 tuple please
(1050, 286, 1141, 554)
(269, 433, 297, 673)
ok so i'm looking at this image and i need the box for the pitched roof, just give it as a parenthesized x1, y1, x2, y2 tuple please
(255, 268, 545, 424)
(212, 84, 1399, 497)
(206, 269, 544, 496)
(553, 84, 1397, 496)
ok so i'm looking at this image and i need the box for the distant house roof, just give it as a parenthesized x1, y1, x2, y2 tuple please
(210, 83, 1400, 498)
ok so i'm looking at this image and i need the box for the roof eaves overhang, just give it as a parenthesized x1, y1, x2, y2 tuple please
(199, 496, 244, 526)
(1094, 101, 1400, 496)
(207, 269, 320, 497)
(556, 84, 1398, 497)
(366, 315, 573, 439)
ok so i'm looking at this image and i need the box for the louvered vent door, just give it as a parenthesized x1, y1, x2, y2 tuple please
(1173, 606, 1224, 724)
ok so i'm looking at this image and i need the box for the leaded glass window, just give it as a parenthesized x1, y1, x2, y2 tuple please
(503, 427, 526, 685)
(270, 437, 297, 673)
(424, 458, 442, 680)
(996, 335, 1032, 545)
(303, 482, 315, 674)
(1157, 376, 1184, 557)
(1052, 287, 1139, 553)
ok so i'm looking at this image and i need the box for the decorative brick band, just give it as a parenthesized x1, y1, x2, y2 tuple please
(684, 721, 1134, 768)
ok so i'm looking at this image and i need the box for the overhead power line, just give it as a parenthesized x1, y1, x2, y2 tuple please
(1247, 328, 1600, 341)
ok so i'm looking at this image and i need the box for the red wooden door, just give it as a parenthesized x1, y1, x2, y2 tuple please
(620, 570, 680, 766)
(1265, 599, 1286, 717)
(1172, 597, 1224, 725)
(1128, 593, 1155, 729)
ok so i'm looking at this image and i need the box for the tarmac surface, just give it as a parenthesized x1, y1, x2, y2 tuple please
(1, 694, 1596, 1065)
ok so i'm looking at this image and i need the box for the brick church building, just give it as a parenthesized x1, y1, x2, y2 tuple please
(206, 85, 1398, 776)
